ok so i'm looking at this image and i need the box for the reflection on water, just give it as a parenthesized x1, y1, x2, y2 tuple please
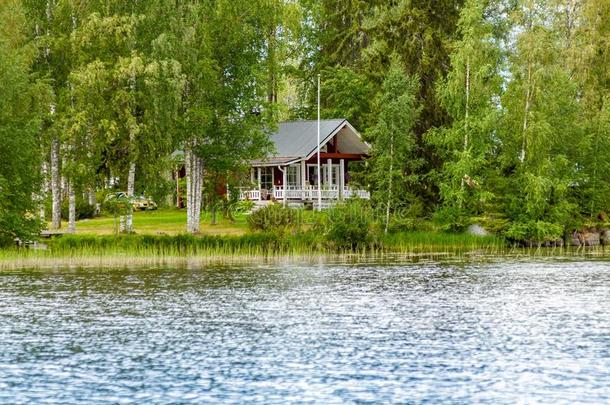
(1, 259, 610, 403)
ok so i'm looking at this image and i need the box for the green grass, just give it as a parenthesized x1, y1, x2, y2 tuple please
(50, 208, 249, 236)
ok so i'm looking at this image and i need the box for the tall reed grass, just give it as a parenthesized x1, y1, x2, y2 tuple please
(2, 232, 610, 269)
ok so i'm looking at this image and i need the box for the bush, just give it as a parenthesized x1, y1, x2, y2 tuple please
(433, 206, 471, 232)
(386, 216, 420, 233)
(61, 197, 97, 220)
(320, 200, 374, 250)
(505, 220, 563, 244)
(247, 204, 299, 233)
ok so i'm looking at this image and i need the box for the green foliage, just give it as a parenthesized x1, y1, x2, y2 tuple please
(247, 204, 300, 233)
(505, 221, 563, 244)
(8, 0, 610, 246)
(433, 206, 472, 233)
(317, 200, 375, 251)
(367, 58, 422, 232)
(61, 197, 96, 221)
(0, 0, 45, 245)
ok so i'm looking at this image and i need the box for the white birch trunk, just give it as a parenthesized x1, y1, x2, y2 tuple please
(39, 161, 48, 222)
(385, 137, 394, 234)
(185, 147, 193, 232)
(192, 155, 203, 234)
(175, 170, 181, 208)
(126, 161, 136, 233)
(520, 61, 532, 163)
(125, 65, 137, 233)
(50, 136, 62, 230)
(68, 179, 76, 233)
(464, 57, 470, 151)
(88, 187, 96, 206)
(185, 143, 203, 234)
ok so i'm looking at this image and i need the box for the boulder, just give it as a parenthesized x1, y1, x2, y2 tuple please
(570, 231, 583, 247)
(584, 232, 601, 247)
(600, 230, 610, 246)
(467, 224, 489, 237)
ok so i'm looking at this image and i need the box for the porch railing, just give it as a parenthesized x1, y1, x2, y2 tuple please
(239, 186, 370, 201)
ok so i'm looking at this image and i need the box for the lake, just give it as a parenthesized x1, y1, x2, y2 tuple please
(1, 258, 610, 403)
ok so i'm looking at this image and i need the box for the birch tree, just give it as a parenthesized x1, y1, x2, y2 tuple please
(498, 0, 583, 238)
(573, 0, 610, 217)
(0, 0, 47, 244)
(427, 0, 503, 229)
(367, 58, 421, 233)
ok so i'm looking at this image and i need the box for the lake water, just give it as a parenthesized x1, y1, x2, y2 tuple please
(1, 258, 610, 403)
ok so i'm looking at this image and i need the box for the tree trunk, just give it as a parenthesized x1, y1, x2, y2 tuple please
(185, 147, 192, 232)
(185, 143, 203, 234)
(464, 56, 470, 151)
(39, 161, 48, 222)
(126, 161, 136, 233)
(520, 61, 532, 163)
(68, 179, 76, 234)
(50, 136, 62, 230)
(88, 187, 95, 206)
(175, 169, 181, 208)
(385, 137, 394, 234)
(193, 155, 203, 233)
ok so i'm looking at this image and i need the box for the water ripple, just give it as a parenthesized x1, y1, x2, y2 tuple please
(1, 259, 610, 403)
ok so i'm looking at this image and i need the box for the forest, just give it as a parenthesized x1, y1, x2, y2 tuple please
(1, 0, 610, 246)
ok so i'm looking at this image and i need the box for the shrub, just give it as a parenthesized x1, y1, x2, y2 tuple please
(321, 200, 374, 250)
(433, 206, 471, 232)
(386, 216, 420, 233)
(234, 199, 255, 213)
(61, 197, 97, 220)
(505, 220, 563, 244)
(247, 204, 299, 233)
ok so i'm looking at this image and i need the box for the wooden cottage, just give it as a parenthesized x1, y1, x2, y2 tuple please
(240, 119, 370, 204)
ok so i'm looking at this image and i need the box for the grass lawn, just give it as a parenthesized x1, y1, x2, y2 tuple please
(50, 208, 249, 236)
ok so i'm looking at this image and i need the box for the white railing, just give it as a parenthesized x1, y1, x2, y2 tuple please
(240, 186, 370, 201)
(239, 189, 261, 201)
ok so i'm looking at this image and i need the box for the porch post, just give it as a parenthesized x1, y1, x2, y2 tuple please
(257, 167, 261, 201)
(327, 158, 332, 191)
(339, 159, 345, 201)
(280, 165, 287, 207)
(250, 168, 255, 184)
(301, 160, 306, 200)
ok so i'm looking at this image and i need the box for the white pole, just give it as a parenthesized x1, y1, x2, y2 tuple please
(317, 74, 322, 211)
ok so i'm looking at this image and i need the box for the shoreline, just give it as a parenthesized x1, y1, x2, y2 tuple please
(3, 245, 610, 270)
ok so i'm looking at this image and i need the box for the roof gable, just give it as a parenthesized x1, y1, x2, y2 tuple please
(251, 119, 369, 166)
(271, 119, 347, 158)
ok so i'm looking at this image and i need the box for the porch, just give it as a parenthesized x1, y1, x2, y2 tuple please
(240, 157, 370, 202)
(239, 185, 370, 201)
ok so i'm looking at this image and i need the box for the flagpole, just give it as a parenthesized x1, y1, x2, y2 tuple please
(317, 74, 322, 211)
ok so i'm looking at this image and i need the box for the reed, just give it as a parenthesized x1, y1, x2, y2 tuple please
(2, 233, 610, 270)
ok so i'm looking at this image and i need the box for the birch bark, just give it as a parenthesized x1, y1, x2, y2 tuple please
(520, 61, 532, 163)
(385, 136, 394, 234)
(185, 146, 192, 232)
(126, 161, 136, 233)
(68, 179, 76, 233)
(50, 135, 61, 229)
(39, 161, 48, 222)
(185, 142, 203, 234)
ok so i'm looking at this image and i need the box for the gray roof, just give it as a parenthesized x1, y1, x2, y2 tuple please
(252, 119, 347, 165)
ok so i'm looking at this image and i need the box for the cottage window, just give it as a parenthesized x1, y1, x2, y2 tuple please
(286, 165, 300, 188)
(260, 167, 273, 190)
